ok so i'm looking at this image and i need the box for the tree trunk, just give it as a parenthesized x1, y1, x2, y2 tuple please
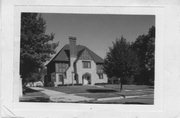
(112, 78, 114, 84)
(120, 82, 123, 91)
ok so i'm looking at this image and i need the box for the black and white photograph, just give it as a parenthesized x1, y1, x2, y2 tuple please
(19, 13, 155, 104)
(2, 0, 180, 118)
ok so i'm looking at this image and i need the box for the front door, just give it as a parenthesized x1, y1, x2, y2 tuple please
(82, 73, 91, 85)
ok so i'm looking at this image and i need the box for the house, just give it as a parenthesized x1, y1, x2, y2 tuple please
(45, 37, 108, 87)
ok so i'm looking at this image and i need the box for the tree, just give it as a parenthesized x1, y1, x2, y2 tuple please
(103, 37, 139, 91)
(20, 13, 58, 85)
(132, 26, 155, 85)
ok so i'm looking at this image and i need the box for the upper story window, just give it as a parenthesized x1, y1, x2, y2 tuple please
(82, 61, 91, 68)
(56, 63, 68, 73)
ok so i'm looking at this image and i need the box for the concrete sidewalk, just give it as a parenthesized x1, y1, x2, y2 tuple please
(97, 94, 153, 101)
(30, 87, 94, 102)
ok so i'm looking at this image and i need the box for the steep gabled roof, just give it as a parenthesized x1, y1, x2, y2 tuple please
(45, 44, 104, 66)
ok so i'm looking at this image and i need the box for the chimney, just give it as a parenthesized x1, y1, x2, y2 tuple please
(69, 36, 77, 58)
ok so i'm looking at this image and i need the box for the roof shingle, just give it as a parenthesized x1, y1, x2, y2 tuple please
(46, 44, 104, 65)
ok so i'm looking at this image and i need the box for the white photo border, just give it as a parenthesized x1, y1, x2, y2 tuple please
(2, 4, 165, 118)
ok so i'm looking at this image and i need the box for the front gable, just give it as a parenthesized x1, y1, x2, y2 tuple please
(78, 49, 93, 60)
(55, 62, 69, 73)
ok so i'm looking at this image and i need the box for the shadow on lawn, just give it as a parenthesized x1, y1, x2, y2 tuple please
(21, 87, 50, 102)
(20, 97, 50, 102)
(23, 87, 42, 93)
(86, 89, 117, 93)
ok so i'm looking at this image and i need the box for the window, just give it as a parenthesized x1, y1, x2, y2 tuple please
(98, 73, 103, 79)
(82, 61, 91, 68)
(56, 63, 68, 73)
(96, 64, 103, 73)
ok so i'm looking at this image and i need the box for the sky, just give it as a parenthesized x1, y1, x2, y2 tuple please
(41, 13, 155, 59)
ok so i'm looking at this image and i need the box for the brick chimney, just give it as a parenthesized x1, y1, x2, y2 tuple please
(69, 36, 77, 59)
(69, 36, 77, 85)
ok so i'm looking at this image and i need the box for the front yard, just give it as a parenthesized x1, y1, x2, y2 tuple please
(44, 84, 153, 97)
(20, 87, 49, 102)
(20, 84, 154, 104)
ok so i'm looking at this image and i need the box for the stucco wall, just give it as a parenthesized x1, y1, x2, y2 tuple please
(62, 57, 77, 85)
(76, 59, 108, 85)
(53, 65, 76, 86)
(53, 59, 108, 86)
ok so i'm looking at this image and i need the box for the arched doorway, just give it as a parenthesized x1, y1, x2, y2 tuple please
(82, 73, 91, 85)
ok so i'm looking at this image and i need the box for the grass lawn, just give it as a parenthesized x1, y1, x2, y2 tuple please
(20, 87, 50, 102)
(43, 84, 154, 99)
(21, 84, 154, 104)
(43, 85, 117, 94)
(44, 84, 153, 93)
(89, 94, 154, 104)
(102, 84, 153, 90)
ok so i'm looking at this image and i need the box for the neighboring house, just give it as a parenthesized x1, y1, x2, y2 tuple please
(45, 37, 108, 87)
